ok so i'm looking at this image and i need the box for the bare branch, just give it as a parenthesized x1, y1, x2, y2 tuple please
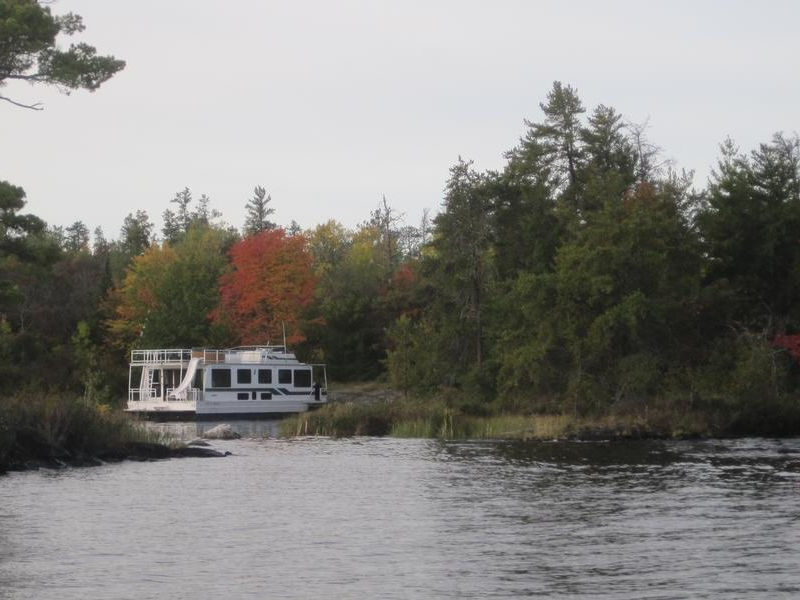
(0, 95, 44, 110)
(3, 74, 47, 85)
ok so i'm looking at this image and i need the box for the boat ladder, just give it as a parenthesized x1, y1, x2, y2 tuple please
(139, 366, 156, 399)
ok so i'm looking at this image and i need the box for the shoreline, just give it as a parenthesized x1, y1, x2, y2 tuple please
(0, 392, 230, 476)
(279, 389, 800, 440)
(1, 441, 230, 475)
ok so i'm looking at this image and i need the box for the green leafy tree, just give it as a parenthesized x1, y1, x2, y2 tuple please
(71, 320, 109, 403)
(308, 220, 351, 276)
(367, 195, 403, 281)
(0, 0, 125, 110)
(309, 224, 386, 380)
(108, 226, 230, 349)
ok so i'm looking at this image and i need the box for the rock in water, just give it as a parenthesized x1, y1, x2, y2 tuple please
(187, 438, 211, 447)
(172, 446, 230, 458)
(201, 424, 241, 440)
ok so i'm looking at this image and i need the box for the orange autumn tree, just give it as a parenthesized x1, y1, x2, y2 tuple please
(214, 229, 315, 345)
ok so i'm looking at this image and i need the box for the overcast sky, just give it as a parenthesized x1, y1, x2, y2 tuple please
(2, 0, 799, 240)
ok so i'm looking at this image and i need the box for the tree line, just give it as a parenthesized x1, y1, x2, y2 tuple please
(2, 81, 800, 432)
(0, 179, 428, 399)
(384, 83, 800, 432)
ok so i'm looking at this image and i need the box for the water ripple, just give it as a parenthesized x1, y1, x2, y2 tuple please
(0, 434, 799, 598)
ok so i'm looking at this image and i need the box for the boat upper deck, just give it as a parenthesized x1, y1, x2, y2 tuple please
(129, 346, 301, 367)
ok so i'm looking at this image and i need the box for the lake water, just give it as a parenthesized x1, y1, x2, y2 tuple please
(1, 423, 799, 599)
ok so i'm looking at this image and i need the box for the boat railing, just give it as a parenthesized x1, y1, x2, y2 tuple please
(131, 349, 192, 365)
(130, 347, 302, 366)
(128, 389, 161, 403)
(166, 388, 201, 402)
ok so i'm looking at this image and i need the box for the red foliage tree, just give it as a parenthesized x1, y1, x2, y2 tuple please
(214, 230, 315, 345)
(773, 333, 800, 364)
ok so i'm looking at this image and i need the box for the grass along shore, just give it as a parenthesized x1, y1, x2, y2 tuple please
(280, 397, 722, 440)
(282, 382, 800, 440)
(0, 392, 223, 473)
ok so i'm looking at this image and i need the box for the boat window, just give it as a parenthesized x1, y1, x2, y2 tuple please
(211, 368, 231, 388)
(258, 369, 272, 384)
(237, 392, 249, 400)
(260, 392, 272, 400)
(278, 369, 292, 384)
(294, 369, 311, 388)
(237, 369, 252, 384)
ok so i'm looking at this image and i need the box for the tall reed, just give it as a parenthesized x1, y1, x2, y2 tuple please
(280, 397, 717, 440)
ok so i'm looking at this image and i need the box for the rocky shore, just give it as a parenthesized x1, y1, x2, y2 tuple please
(1, 441, 231, 474)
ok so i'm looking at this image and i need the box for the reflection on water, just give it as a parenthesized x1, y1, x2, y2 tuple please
(0, 432, 799, 599)
(144, 419, 284, 440)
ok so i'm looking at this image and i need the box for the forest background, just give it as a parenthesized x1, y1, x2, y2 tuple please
(3, 78, 800, 435)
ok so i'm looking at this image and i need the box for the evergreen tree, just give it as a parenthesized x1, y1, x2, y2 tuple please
(92, 226, 109, 256)
(0, 179, 45, 255)
(0, 180, 51, 313)
(527, 81, 586, 190)
(193, 193, 215, 226)
(698, 133, 800, 328)
(0, 0, 125, 110)
(580, 105, 636, 183)
(171, 187, 193, 233)
(243, 185, 276, 235)
(161, 209, 181, 244)
(64, 221, 89, 253)
(286, 220, 303, 237)
(429, 158, 494, 371)
(119, 210, 153, 257)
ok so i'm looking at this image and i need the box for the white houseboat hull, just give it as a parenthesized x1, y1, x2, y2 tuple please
(196, 398, 318, 418)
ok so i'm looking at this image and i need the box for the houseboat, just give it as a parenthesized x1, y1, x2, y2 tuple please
(125, 346, 327, 419)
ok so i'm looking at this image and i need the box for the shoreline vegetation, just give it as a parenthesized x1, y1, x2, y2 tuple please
(0, 393, 225, 475)
(2, 379, 799, 475)
(281, 382, 800, 441)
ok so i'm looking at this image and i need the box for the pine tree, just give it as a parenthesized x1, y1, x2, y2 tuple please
(92, 227, 109, 256)
(243, 185, 276, 236)
(171, 187, 193, 232)
(161, 209, 181, 244)
(64, 221, 90, 253)
(0, 1, 125, 110)
(431, 158, 493, 369)
(528, 81, 586, 189)
(120, 210, 153, 257)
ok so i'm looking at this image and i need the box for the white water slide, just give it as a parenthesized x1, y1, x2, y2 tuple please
(168, 357, 201, 400)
